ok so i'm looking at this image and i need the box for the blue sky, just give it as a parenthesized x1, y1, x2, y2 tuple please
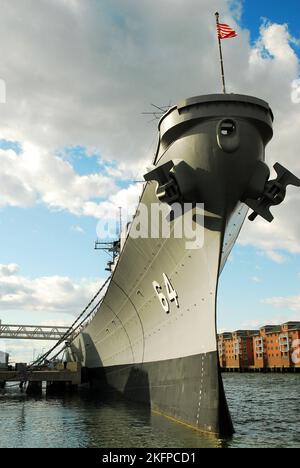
(0, 0, 299, 360)
(218, 246, 300, 330)
(240, 0, 300, 41)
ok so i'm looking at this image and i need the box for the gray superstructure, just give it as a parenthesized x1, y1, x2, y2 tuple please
(71, 94, 299, 436)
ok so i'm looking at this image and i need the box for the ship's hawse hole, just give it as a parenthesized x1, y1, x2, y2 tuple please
(220, 120, 235, 136)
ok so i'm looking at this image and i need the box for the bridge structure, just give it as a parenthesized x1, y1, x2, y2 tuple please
(0, 320, 70, 341)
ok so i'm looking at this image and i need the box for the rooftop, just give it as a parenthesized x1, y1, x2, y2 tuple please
(283, 321, 300, 331)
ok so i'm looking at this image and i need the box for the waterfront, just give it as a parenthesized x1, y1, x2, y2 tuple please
(0, 374, 299, 448)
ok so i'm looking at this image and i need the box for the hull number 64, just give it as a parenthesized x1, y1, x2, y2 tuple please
(152, 274, 179, 313)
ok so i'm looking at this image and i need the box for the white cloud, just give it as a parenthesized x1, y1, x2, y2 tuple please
(237, 21, 300, 259)
(71, 225, 85, 234)
(0, 0, 241, 159)
(238, 195, 300, 259)
(292, 79, 300, 104)
(0, 0, 299, 253)
(75, 177, 145, 222)
(261, 296, 300, 312)
(94, 183, 143, 220)
(252, 22, 297, 64)
(1, 339, 66, 364)
(240, 314, 300, 330)
(104, 159, 148, 181)
(0, 264, 19, 276)
(0, 143, 116, 217)
(0, 264, 103, 315)
(52, 0, 82, 13)
(264, 250, 287, 264)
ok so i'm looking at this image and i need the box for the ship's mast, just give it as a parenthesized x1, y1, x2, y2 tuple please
(95, 208, 122, 272)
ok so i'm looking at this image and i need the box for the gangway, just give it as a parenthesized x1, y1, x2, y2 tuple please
(0, 321, 70, 340)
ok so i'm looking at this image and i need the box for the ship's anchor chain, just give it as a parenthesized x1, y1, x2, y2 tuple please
(244, 162, 300, 222)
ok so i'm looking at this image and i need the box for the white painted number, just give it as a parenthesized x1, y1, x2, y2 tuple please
(152, 281, 169, 313)
(163, 273, 179, 308)
(152, 274, 179, 313)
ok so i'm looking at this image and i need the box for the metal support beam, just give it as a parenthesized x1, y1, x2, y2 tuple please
(0, 321, 70, 340)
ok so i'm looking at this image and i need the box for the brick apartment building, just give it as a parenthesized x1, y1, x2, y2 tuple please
(218, 330, 257, 370)
(218, 322, 300, 371)
(254, 322, 300, 370)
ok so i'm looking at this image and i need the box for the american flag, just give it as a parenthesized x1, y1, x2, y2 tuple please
(217, 22, 237, 40)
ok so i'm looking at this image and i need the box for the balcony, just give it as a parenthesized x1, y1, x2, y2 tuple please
(255, 339, 264, 353)
(279, 334, 290, 352)
(279, 333, 289, 343)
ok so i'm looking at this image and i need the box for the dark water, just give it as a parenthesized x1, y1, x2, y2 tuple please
(0, 374, 299, 448)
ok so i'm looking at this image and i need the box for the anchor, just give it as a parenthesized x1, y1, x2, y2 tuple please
(244, 163, 300, 222)
(144, 160, 182, 205)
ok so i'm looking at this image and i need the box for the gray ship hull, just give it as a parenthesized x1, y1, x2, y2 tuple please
(85, 351, 231, 435)
(70, 94, 273, 436)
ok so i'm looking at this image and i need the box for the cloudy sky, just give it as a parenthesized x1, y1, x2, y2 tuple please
(0, 0, 300, 362)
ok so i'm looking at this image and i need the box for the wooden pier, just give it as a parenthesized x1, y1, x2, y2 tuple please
(0, 362, 81, 393)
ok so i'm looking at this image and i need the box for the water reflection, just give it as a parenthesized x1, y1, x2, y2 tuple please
(0, 374, 299, 448)
(52, 389, 222, 448)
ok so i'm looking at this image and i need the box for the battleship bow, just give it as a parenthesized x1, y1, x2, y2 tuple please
(70, 94, 299, 436)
